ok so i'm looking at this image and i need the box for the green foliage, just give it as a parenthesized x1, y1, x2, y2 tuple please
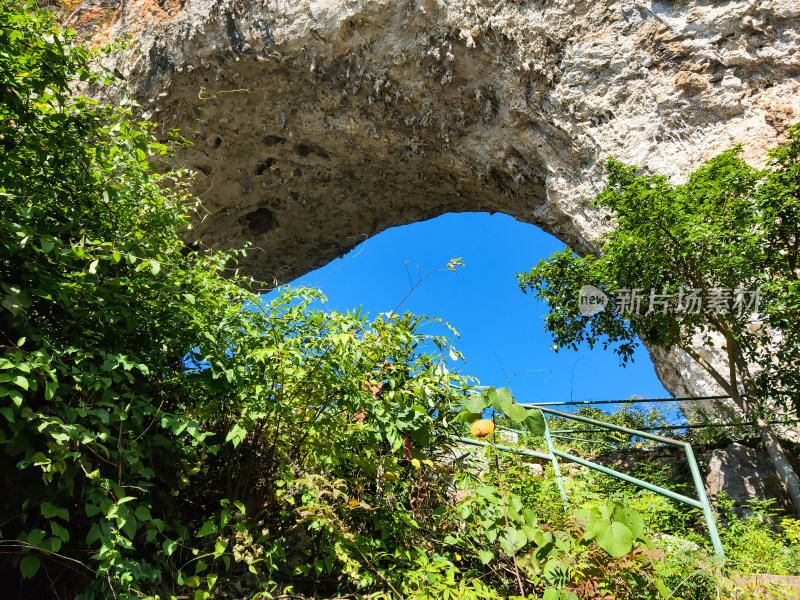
(0, 3, 477, 597)
(516, 125, 800, 419)
(456, 386, 546, 435)
(0, 2, 234, 594)
(5, 4, 796, 599)
(516, 500, 664, 600)
(714, 495, 800, 576)
(544, 401, 671, 453)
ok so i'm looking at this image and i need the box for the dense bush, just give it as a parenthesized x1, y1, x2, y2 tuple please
(0, 3, 475, 597)
(4, 3, 795, 599)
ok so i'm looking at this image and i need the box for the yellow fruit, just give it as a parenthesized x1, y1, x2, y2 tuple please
(470, 419, 494, 439)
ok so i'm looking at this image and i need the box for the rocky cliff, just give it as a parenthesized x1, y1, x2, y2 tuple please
(73, 0, 800, 401)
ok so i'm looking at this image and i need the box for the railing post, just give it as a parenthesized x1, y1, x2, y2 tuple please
(684, 443, 725, 558)
(543, 415, 569, 506)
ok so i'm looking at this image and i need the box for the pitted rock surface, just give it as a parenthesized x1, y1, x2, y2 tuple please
(74, 0, 800, 400)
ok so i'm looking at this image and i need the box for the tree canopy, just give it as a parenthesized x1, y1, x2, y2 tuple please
(517, 125, 800, 513)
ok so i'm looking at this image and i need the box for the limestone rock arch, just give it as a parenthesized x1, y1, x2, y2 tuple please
(75, 0, 800, 399)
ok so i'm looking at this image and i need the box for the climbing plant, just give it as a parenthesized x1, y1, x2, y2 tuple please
(0, 3, 475, 596)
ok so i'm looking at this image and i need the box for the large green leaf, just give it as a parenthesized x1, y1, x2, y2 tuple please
(614, 505, 644, 538)
(465, 392, 488, 413)
(594, 519, 634, 558)
(503, 402, 528, 423)
(491, 387, 513, 411)
(525, 408, 546, 436)
(19, 555, 40, 579)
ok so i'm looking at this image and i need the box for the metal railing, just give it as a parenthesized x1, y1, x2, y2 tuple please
(451, 401, 726, 558)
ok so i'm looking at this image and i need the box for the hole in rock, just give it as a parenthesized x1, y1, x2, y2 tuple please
(241, 207, 278, 235)
(266, 212, 671, 413)
(255, 158, 276, 175)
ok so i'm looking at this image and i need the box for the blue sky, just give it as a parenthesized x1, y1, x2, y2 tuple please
(265, 212, 670, 410)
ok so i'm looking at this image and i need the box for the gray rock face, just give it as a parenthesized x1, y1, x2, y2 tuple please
(75, 0, 800, 399)
(704, 442, 791, 510)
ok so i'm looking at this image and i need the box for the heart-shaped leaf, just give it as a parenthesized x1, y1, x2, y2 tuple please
(614, 506, 644, 539)
(465, 392, 488, 413)
(525, 409, 546, 436)
(503, 401, 528, 423)
(595, 520, 634, 558)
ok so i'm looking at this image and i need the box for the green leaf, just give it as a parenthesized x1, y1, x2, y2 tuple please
(525, 409, 546, 436)
(594, 520, 634, 558)
(40, 238, 54, 253)
(27, 529, 46, 547)
(543, 558, 570, 585)
(11, 375, 28, 391)
(50, 521, 70, 542)
(134, 506, 151, 522)
(503, 401, 528, 423)
(207, 573, 218, 591)
(31, 452, 50, 466)
(465, 392, 488, 413)
(454, 410, 481, 423)
(149, 260, 160, 275)
(542, 587, 560, 600)
(508, 527, 528, 551)
(42, 536, 61, 553)
(120, 515, 137, 539)
(614, 506, 644, 539)
(493, 387, 514, 409)
(8, 389, 23, 407)
(478, 549, 494, 564)
(224, 424, 247, 448)
(19, 555, 40, 579)
(40, 502, 68, 521)
(163, 538, 178, 556)
(197, 519, 217, 537)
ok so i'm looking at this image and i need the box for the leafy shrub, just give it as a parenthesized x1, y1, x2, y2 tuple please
(0, 3, 476, 597)
(715, 495, 800, 576)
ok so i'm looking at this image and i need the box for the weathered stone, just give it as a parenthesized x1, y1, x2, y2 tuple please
(704, 442, 790, 510)
(498, 430, 519, 445)
(74, 0, 800, 401)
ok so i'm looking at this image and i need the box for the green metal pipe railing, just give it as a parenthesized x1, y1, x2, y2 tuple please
(548, 434, 617, 449)
(532, 395, 730, 407)
(547, 449, 705, 509)
(551, 419, 798, 435)
(452, 403, 727, 557)
(449, 435, 552, 461)
(528, 405, 725, 557)
(543, 418, 569, 505)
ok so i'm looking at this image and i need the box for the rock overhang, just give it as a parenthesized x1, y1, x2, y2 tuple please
(72, 0, 800, 400)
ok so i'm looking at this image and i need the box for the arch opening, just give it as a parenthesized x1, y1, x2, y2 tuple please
(269, 211, 672, 408)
